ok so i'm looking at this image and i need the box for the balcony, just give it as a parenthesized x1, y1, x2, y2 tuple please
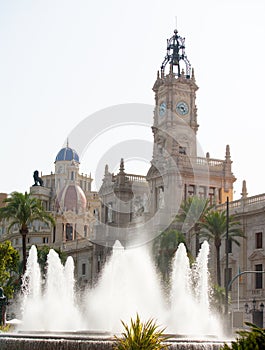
(217, 193, 265, 212)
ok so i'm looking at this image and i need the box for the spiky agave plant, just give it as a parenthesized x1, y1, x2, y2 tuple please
(114, 314, 169, 350)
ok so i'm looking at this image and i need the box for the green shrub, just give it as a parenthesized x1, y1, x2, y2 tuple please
(0, 324, 11, 332)
(221, 322, 265, 349)
(114, 314, 169, 350)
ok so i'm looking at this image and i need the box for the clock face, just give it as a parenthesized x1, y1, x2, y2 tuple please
(159, 102, 166, 117)
(176, 101, 189, 116)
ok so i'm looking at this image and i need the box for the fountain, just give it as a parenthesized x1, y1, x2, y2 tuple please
(0, 241, 230, 349)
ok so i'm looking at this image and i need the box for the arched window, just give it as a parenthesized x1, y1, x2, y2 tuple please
(66, 223, 73, 240)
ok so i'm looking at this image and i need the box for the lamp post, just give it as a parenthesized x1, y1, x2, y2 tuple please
(225, 197, 229, 315)
(245, 298, 264, 328)
(0, 287, 7, 326)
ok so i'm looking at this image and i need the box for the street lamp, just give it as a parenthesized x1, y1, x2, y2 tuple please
(245, 298, 264, 328)
(245, 298, 264, 313)
(0, 287, 7, 326)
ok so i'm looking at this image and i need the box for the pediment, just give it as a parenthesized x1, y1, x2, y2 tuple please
(63, 211, 76, 221)
(146, 165, 159, 179)
(248, 250, 265, 261)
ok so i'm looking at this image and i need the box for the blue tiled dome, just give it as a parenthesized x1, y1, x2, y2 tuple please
(55, 147, 79, 163)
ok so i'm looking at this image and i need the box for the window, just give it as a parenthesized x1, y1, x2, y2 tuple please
(255, 264, 263, 289)
(43, 237, 49, 244)
(53, 226, 56, 243)
(94, 208, 99, 220)
(209, 187, 215, 205)
(198, 186, 206, 198)
(256, 232, 263, 249)
(97, 255, 101, 273)
(179, 146, 186, 155)
(218, 189, 222, 204)
(82, 263, 86, 276)
(84, 225, 88, 237)
(66, 223, 73, 240)
(188, 185, 195, 197)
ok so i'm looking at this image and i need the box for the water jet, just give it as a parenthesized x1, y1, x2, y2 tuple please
(0, 241, 230, 349)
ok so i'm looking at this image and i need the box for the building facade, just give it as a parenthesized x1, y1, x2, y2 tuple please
(0, 28, 264, 328)
(0, 145, 101, 286)
(217, 182, 265, 328)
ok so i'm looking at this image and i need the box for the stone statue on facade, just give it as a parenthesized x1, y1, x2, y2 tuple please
(158, 187, 165, 209)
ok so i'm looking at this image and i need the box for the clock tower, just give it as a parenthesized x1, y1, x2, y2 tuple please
(152, 29, 199, 159)
(147, 29, 236, 248)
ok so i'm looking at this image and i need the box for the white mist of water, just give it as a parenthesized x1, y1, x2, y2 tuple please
(20, 246, 42, 330)
(83, 240, 167, 332)
(19, 241, 223, 337)
(168, 241, 221, 336)
(20, 247, 84, 331)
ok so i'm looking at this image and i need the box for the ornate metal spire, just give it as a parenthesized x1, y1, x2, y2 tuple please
(161, 29, 191, 78)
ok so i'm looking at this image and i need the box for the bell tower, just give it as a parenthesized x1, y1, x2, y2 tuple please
(152, 29, 199, 159)
(147, 28, 236, 240)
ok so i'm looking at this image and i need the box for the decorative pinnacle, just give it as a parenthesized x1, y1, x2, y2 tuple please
(119, 158, 125, 173)
(241, 180, 248, 199)
(104, 164, 110, 176)
(225, 145, 231, 159)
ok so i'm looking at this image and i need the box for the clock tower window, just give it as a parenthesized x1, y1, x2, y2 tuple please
(179, 146, 186, 155)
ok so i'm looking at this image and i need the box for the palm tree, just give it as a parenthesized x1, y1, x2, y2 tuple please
(0, 192, 55, 273)
(37, 245, 67, 275)
(153, 229, 186, 281)
(175, 196, 211, 256)
(199, 209, 244, 286)
(211, 284, 226, 314)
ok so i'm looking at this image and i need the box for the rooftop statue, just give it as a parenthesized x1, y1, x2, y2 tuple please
(33, 170, 43, 186)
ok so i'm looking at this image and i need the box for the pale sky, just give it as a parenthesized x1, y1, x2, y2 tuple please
(0, 0, 265, 200)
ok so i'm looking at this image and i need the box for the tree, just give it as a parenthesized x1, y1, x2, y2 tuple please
(153, 229, 187, 282)
(175, 196, 210, 256)
(37, 245, 67, 275)
(199, 209, 244, 286)
(211, 284, 226, 314)
(0, 192, 55, 274)
(0, 241, 19, 298)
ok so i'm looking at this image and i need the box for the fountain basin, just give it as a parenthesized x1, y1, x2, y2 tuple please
(0, 332, 229, 350)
